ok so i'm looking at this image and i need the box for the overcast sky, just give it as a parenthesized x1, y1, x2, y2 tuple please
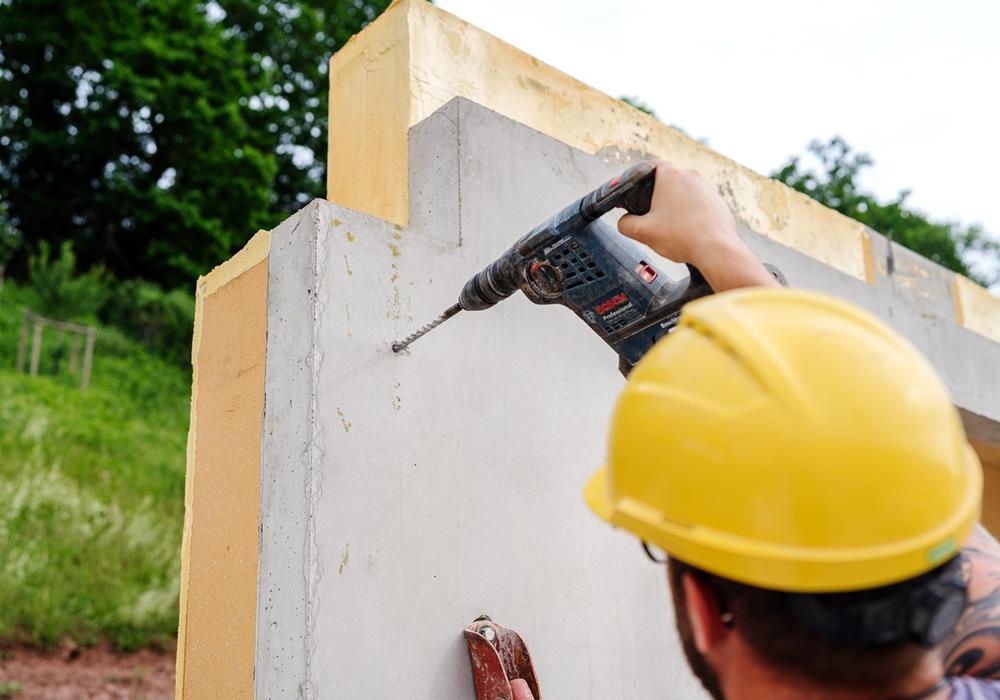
(436, 0, 1000, 251)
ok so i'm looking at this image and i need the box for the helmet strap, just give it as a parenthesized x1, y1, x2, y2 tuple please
(790, 557, 966, 648)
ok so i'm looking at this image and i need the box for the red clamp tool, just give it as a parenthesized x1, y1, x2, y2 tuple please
(463, 615, 542, 700)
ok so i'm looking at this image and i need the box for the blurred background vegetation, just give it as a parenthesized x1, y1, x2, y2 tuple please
(0, 0, 996, 654)
(0, 282, 188, 650)
(0, 0, 392, 651)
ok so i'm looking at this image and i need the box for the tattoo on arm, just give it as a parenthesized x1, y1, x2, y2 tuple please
(943, 526, 1000, 678)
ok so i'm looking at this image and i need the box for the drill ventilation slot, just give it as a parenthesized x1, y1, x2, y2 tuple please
(552, 245, 606, 291)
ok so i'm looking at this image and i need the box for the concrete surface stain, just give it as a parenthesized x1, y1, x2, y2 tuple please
(389, 243, 401, 257)
(518, 75, 550, 94)
(392, 231, 402, 241)
(343, 254, 353, 276)
(442, 27, 470, 58)
(338, 544, 349, 574)
(755, 180, 790, 232)
(332, 218, 343, 226)
(346, 231, 356, 242)
(387, 261, 403, 320)
(392, 383, 401, 412)
(389, 286, 401, 319)
(336, 407, 352, 432)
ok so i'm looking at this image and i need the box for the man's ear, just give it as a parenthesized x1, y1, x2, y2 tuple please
(681, 572, 730, 654)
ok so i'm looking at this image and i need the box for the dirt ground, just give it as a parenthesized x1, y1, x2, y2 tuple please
(0, 644, 174, 700)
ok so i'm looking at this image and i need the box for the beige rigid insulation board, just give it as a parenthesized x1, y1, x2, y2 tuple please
(176, 231, 269, 699)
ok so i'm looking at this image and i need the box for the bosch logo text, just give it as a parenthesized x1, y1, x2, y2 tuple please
(595, 293, 628, 315)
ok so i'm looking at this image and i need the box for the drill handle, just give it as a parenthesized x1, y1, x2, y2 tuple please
(580, 161, 657, 221)
(685, 262, 708, 289)
(517, 162, 658, 258)
(586, 162, 711, 292)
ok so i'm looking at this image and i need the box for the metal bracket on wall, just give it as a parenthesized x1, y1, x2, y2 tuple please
(463, 615, 542, 700)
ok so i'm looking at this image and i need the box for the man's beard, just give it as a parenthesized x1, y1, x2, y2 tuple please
(668, 560, 726, 700)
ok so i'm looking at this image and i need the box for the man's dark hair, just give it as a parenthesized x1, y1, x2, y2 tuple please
(668, 557, 962, 691)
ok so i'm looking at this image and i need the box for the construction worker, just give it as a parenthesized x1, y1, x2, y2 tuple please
(513, 162, 1000, 700)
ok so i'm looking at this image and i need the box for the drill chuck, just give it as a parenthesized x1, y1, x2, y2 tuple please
(392, 252, 519, 354)
(458, 254, 519, 311)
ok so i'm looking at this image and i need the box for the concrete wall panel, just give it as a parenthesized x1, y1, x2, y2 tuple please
(255, 107, 707, 698)
(252, 98, 1000, 698)
(305, 202, 697, 698)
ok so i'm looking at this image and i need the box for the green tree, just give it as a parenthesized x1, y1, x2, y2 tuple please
(27, 241, 111, 322)
(0, 202, 19, 300)
(0, 0, 276, 287)
(0, 0, 390, 289)
(212, 0, 392, 212)
(774, 137, 999, 287)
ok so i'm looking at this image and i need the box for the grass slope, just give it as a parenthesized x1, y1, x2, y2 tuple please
(0, 284, 189, 650)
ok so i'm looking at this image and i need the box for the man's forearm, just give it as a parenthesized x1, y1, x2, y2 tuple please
(942, 525, 1000, 678)
(696, 239, 781, 293)
(616, 162, 782, 294)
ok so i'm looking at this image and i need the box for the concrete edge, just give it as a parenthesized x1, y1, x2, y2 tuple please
(254, 204, 322, 697)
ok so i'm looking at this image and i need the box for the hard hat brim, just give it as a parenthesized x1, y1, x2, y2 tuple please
(583, 467, 615, 522)
(582, 447, 982, 592)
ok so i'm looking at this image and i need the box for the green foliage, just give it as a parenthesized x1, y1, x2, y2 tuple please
(773, 137, 999, 286)
(212, 0, 393, 212)
(0, 0, 390, 290)
(18, 241, 194, 365)
(620, 95, 658, 118)
(0, 283, 188, 650)
(103, 280, 194, 366)
(0, 681, 23, 699)
(0, 202, 20, 267)
(26, 241, 110, 322)
(0, 0, 273, 287)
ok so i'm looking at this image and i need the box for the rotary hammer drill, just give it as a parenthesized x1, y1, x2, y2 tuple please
(392, 161, 785, 375)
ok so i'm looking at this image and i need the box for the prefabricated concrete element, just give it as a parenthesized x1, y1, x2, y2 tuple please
(177, 4, 1000, 695)
(403, 99, 1000, 443)
(327, 0, 1000, 348)
(260, 99, 1000, 698)
(253, 106, 704, 700)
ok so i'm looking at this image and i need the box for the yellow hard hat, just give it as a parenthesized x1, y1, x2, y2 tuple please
(584, 288, 981, 593)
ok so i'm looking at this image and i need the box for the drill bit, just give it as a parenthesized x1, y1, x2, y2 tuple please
(392, 303, 463, 353)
